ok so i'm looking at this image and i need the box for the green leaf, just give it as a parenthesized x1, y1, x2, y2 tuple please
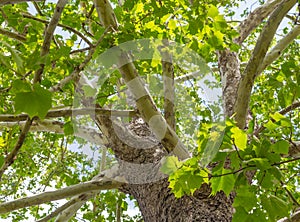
(270, 112, 285, 122)
(264, 120, 279, 131)
(14, 84, 52, 119)
(11, 79, 31, 93)
(271, 140, 289, 154)
(161, 156, 181, 175)
(247, 158, 271, 170)
(211, 168, 235, 196)
(233, 186, 257, 211)
(261, 195, 289, 221)
(207, 5, 219, 18)
(64, 121, 74, 136)
(231, 126, 247, 150)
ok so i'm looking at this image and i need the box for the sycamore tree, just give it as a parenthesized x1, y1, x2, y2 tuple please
(0, 0, 300, 221)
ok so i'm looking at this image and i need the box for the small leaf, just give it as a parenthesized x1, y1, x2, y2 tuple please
(168, 19, 176, 30)
(161, 156, 181, 175)
(207, 5, 219, 18)
(271, 140, 289, 154)
(64, 121, 74, 136)
(231, 127, 247, 150)
(264, 120, 278, 131)
(270, 112, 285, 122)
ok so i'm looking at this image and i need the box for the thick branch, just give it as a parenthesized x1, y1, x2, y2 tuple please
(234, 0, 297, 129)
(0, 28, 26, 42)
(160, 41, 176, 130)
(0, 0, 41, 5)
(258, 25, 300, 74)
(34, 0, 69, 83)
(236, 0, 283, 44)
(93, 0, 189, 159)
(0, 176, 122, 214)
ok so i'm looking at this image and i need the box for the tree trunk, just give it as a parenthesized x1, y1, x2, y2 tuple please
(123, 181, 234, 221)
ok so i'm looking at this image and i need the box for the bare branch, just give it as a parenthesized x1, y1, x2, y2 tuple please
(54, 191, 97, 221)
(0, 120, 104, 145)
(0, 118, 32, 180)
(0, 0, 41, 5)
(258, 25, 300, 74)
(0, 177, 123, 214)
(234, 0, 297, 129)
(236, 0, 283, 44)
(34, 0, 69, 83)
(0, 28, 26, 42)
(36, 193, 95, 222)
(0, 108, 137, 122)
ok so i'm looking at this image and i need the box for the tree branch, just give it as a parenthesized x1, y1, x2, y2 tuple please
(0, 107, 137, 122)
(93, 0, 190, 160)
(0, 0, 41, 5)
(50, 26, 111, 92)
(22, 13, 93, 47)
(236, 0, 283, 44)
(258, 25, 300, 74)
(159, 41, 176, 130)
(0, 177, 122, 214)
(0, 120, 104, 145)
(0, 118, 32, 181)
(234, 0, 297, 129)
(34, 0, 69, 83)
(0, 28, 26, 42)
(254, 101, 300, 136)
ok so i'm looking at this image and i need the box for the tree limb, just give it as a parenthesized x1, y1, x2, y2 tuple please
(234, 0, 297, 129)
(0, 107, 137, 122)
(0, 0, 41, 5)
(258, 25, 300, 74)
(50, 26, 111, 92)
(159, 41, 176, 130)
(0, 118, 32, 181)
(93, 0, 190, 159)
(0, 28, 26, 42)
(0, 120, 104, 145)
(0, 175, 123, 214)
(236, 0, 283, 44)
(22, 13, 93, 47)
(34, 0, 69, 83)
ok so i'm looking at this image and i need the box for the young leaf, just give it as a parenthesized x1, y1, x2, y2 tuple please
(231, 127, 247, 150)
